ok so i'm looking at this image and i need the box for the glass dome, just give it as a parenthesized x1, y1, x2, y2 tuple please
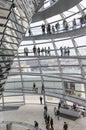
(0, 0, 86, 107)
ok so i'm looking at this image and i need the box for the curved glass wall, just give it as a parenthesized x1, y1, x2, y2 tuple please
(0, 0, 42, 106)
(0, 0, 86, 107)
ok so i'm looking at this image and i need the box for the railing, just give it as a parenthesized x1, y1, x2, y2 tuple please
(0, 121, 42, 130)
(26, 16, 86, 36)
(46, 91, 86, 107)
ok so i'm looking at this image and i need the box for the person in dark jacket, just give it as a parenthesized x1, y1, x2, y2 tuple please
(56, 109, 60, 120)
(50, 117, 54, 130)
(40, 96, 43, 104)
(63, 122, 68, 130)
(34, 121, 39, 129)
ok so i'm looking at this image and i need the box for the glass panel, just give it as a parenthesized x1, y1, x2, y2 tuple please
(80, 0, 86, 7)
(0, 9, 9, 17)
(47, 15, 61, 23)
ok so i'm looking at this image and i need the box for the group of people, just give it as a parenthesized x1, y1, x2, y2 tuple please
(43, 104, 68, 130)
(43, 105, 54, 130)
(33, 82, 38, 93)
(24, 46, 70, 57)
(33, 82, 45, 94)
(54, 102, 68, 130)
(24, 46, 51, 56)
(33, 102, 68, 130)
(60, 46, 70, 56)
(33, 45, 51, 56)
(28, 14, 86, 37)
(54, 102, 61, 120)
(72, 103, 77, 111)
(41, 24, 52, 34)
(41, 15, 86, 34)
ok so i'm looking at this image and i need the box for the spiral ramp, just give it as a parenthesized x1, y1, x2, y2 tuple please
(0, 0, 86, 108)
(32, 0, 82, 22)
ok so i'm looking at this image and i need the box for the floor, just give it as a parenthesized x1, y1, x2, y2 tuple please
(0, 103, 86, 130)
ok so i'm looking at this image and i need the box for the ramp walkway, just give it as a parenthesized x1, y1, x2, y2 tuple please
(24, 25, 86, 41)
(32, 0, 82, 22)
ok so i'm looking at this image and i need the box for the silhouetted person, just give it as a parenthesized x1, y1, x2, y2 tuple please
(56, 109, 60, 120)
(41, 24, 45, 34)
(37, 47, 40, 56)
(79, 15, 85, 27)
(43, 109, 47, 121)
(58, 102, 61, 109)
(28, 28, 32, 36)
(34, 121, 38, 129)
(60, 47, 63, 56)
(33, 82, 36, 90)
(63, 122, 68, 130)
(40, 96, 43, 104)
(48, 46, 50, 56)
(47, 115, 50, 123)
(24, 47, 29, 56)
(41, 83, 45, 93)
(44, 105, 48, 112)
(50, 117, 54, 130)
(72, 18, 76, 29)
(33, 45, 37, 55)
(45, 47, 47, 56)
(64, 46, 67, 56)
(47, 24, 51, 34)
(67, 47, 70, 56)
(41, 47, 44, 56)
(73, 103, 76, 110)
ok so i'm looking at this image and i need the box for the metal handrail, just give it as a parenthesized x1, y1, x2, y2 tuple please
(1, 121, 42, 130)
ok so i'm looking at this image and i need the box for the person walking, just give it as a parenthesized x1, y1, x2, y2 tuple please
(54, 107, 57, 116)
(43, 109, 47, 122)
(40, 96, 43, 104)
(58, 102, 61, 109)
(44, 105, 48, 112)
(46, 123, 51, 130)
(56, 109, 60, 120)
(47, 115, 50, 123)
(34, 121, 39, 129)
(63, 122, 68, 130)
(50, 117, 54, 130)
